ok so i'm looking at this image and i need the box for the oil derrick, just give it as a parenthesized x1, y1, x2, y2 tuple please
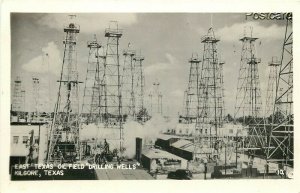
(219, 61, 226, 121)
(47, 15, 81, 163)
(181, 90, 188, 120)
(101, 21, 124, 151)
(267, 18, 293, 166)
(12, 76, 26, 119)
(121, 49, 136, 120)
(148, 92, 153, 117)
(12, 76, 24, 112)
(185, 54, 201, 123)
(81, 35, 103, 124)
(159, 94, 163, 115)
(151, 81, 163, 116)
(194, 27, 225, 160)
(234, 27, 265, 150)
(134, 53, 146, 122)
(32, 77, 40, 122)
(44, 53, 52, 117)
(197, 27, 225, 136)
(234, 27, 263, 124)
(265, 57, 281, 120)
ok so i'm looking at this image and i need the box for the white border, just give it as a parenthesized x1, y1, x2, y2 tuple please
(1, 0, 300, 193)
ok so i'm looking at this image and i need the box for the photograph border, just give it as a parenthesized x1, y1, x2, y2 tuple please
(1, 0, 300, 193)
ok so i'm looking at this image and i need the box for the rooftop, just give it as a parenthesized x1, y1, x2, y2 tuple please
(143, 148, 187, 161)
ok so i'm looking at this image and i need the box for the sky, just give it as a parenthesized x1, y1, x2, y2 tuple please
(11, 13, 287, 117)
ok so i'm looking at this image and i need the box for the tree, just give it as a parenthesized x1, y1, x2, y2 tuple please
(225, 114, 234, 122)
(136, 108, 149, 121)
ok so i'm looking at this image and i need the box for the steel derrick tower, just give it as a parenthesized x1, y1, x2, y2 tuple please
(47, 15, 81, 163)
(234, 27, 263, 125)
(100, 21, 124, 151)
(196, 27, 225, 136)
(81, 35, 104, 124)
(121, 49, 136, 120)
(193, 27, 225, 159)
(265, 57, 281, 119)
(267, 18, 293, 166)
(150, 81, 163, 116)
(185, 54, 201, 123)
(134, 54, 146, 122)
(233, 27, 266, 151)
(12, 76, 25, 114)
(32, 77, 40, 121)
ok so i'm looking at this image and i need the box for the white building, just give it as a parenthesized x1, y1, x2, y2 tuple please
(10, 123, 49, 166)
(174, 122, 247, 137)
(141, 148, 188, 173)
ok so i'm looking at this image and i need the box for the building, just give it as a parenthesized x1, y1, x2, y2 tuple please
(155, 135, 180, 150)
(169, 139, 194, 161)
(219, 123, 247, 137)
(141, 148, 188, 173)
(10, 123, 48, 168)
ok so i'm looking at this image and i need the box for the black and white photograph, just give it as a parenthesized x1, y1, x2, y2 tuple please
(6, 12, 294, 181)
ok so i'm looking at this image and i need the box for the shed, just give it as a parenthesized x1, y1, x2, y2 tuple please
(170, 139, 194, 160)
(141, 148, 188, 173)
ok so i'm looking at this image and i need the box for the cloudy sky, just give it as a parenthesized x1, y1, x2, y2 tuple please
(11, 13, 287, 117)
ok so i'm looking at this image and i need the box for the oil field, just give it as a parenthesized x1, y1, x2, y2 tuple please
(9, 13, 293, 180)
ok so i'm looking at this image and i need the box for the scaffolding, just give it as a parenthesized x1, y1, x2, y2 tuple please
(81, 35, 104, 124)
(47, 15, 81, 164)
(266, 18, 293, 166)
(121, 49, 136, 120)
